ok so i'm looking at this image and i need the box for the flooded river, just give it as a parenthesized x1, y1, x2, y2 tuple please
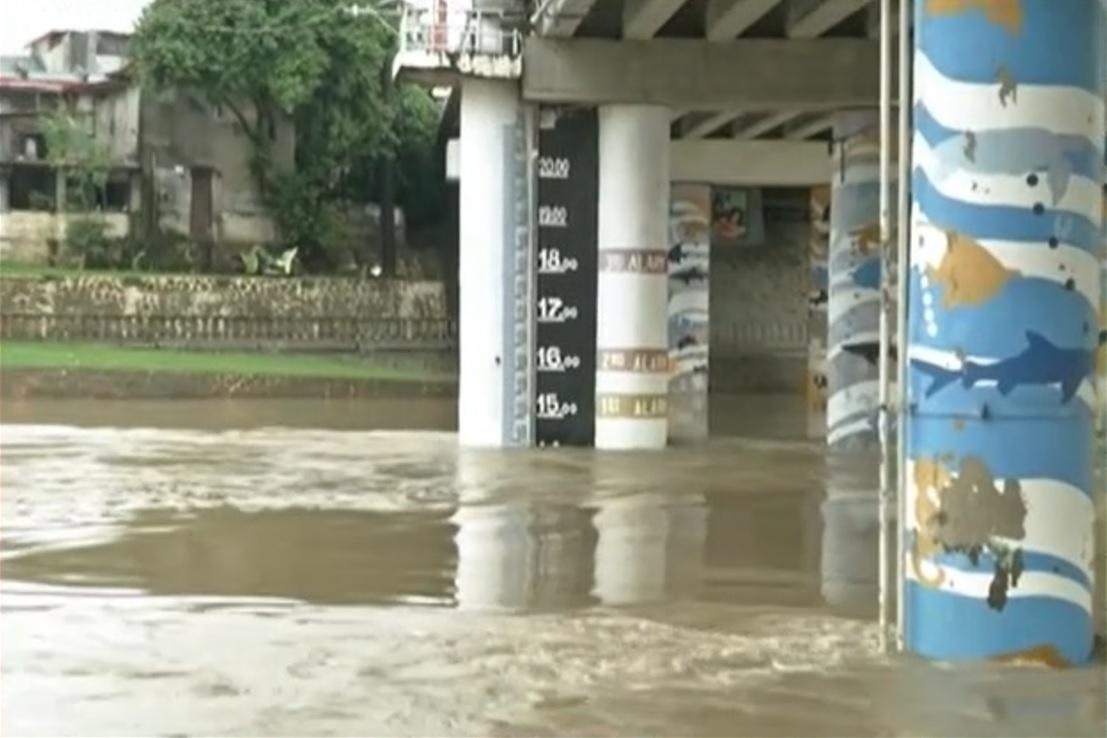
(1, 398, 1104, 736)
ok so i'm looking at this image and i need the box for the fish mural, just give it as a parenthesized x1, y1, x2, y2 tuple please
(850, 258, 881, 290)
(924, 128, 1093, 206)
(671, 265, 708, 285)
(849, 222, 881, 256)
(926, 230, 1016, 308)
(668, 185, 711, 442)
(843, 341, 898, 367)
(906, 0, 1103, 665)
(827, 114, 894, 449)
(807, 186, 832, 427)
(913, 331, 1096, 403)
(926, 0, 1023, 34)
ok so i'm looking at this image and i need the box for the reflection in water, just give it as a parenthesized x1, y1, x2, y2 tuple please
(821, 449, 882, 612)
(591, 493, 707, 606)
(1, 409, 1104, 737)
(452, 503, 594, 612)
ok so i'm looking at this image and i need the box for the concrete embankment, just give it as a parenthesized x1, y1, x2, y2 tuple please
(0, 271, 457, 400)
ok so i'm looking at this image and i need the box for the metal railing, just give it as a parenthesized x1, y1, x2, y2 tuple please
(399, 4, 522, 58)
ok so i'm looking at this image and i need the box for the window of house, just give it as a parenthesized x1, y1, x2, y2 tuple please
(17, 133, 47, 161)
(9, 166, 56, 211)
(103, 174, 129, 211)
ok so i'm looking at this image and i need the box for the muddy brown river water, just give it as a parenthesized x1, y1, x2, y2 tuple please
(1, 397, 1104, 736)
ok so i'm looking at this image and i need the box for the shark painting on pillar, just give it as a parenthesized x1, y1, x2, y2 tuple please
(905, 0, 1105, 665)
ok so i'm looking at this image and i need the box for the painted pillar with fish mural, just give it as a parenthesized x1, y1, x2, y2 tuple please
(1099, 185, 1106, 440)
(827, 112, 893, 449)
(594, 105, 671, 450)
(906, 0, 1105, 664)
(807, 186, 831, 438)
(668, 183, 711, 442)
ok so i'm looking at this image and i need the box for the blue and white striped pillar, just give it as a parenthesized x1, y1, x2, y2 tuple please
(827, 112, 891, 449)
(906, 0, 1105, 664)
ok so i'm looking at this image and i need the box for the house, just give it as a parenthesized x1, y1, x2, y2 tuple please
(0, 30, 294, 267)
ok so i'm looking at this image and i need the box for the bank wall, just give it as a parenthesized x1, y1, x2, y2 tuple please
(0, 273, 454, 351)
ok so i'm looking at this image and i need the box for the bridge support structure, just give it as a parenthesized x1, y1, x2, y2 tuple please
(594, 105, 672, 450)
(903, 0, 1105, 665)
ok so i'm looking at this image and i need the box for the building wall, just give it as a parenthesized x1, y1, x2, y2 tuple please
(0, 212, 129, 263)
(710, 189, 808, 394)
(92, 84, 140, 165)
(140, 90, 294, 246)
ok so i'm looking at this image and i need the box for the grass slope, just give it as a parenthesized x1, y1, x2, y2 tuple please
(0, 342, 454, 383)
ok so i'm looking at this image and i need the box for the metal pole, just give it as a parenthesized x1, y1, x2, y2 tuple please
(876, 0, 893, 655)
(894, 0, 911, 654)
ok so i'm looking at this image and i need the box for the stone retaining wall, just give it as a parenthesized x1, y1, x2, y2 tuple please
(0, 273, 456, 350)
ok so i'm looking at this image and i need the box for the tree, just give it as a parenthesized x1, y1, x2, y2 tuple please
(41, 108, 110, 210)
(131, 0, 443, 271)
(42, 108, 115, 267)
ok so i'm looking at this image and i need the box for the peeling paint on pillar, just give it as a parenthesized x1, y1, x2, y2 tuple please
(905, 0, 1105, 665)
(827, 112, 893, 449)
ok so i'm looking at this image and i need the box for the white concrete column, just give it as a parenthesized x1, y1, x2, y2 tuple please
(595, 104, 671, 450)
(458, 79, 532, 447)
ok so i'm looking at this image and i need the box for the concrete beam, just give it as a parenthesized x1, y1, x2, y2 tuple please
(623, 0, 687, 39)
(786, 113, 835, 140)
(522, 37, 883, 110)
(684, 110, 742, 138)
(706, 0, 783, 41)
(537, 0, 599, 37)
(446, 137, 830, 186)
(731, 110, 797, 139)
(672, 139, 831, 185)
(789, 0, 872, 38)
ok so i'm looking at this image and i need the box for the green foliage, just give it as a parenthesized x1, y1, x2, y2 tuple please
(41, 110, 111, 211)
(130, 231, 196, 273)
(389, 84, 443, 228)
(64, 218, 113, 268)
(0, 341, 456, 383)
(131, 0, 444, 272)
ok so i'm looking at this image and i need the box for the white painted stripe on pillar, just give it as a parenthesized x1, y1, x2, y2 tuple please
(596, 372, 670, 394)
(914, 53, 1106, 146)
(914, 135, 1104, 218)
(828, 287, 880, 323)
(904, 556, 1092, 614)
(596, 272, 669, 347)
(913, 220, 1101, 310)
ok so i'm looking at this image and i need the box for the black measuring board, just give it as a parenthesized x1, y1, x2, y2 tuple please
(534, 106, 598, 447)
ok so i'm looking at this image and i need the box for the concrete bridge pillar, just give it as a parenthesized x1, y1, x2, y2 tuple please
(827, 111, 887, 450)
(905, 0, 1105, 664)
(457, 79, 532, 447)
(595, 104, 671, 450)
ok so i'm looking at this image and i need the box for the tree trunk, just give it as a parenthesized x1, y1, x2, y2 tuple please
(379, 156, 396, 277)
